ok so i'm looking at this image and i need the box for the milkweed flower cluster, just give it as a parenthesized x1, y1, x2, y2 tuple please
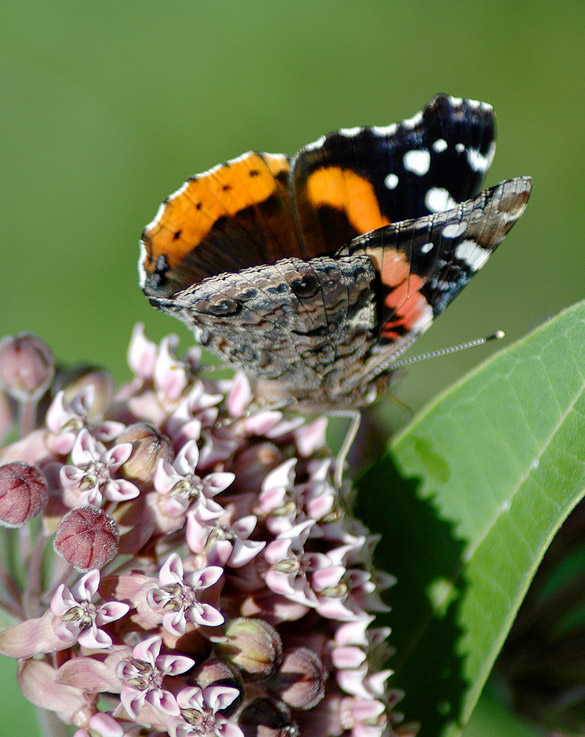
(0, 327, 412, 737)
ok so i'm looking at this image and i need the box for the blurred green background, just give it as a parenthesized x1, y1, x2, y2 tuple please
(1, 1, 583, 734)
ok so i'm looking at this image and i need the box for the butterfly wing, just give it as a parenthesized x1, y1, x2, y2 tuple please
(140, 95, 496, 300)
(291, 94, 496, 258)
(139, 152, 305, 299)
(138, 98, 531, 412)
(337, 176, 533, 386)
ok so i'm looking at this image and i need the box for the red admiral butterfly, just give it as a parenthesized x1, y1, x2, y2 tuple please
(140, 94, 531, 413)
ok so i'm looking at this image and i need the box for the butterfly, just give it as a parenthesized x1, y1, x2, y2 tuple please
(139, 94, 531, 414)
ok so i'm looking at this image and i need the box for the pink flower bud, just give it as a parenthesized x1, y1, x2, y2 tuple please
(117, 422, 174, 482)
(268, 647, 326, 710)
(0, 461, 48, 527)
(0, 333, 55, 401)
(192, 657, 242, 689)
(54, 506, 119, 570)
(217, 618, 283, 680)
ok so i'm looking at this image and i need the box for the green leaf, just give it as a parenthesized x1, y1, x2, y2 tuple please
(357, 301, 585, 737)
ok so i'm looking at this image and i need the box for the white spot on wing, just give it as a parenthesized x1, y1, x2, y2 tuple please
(198, 151, 287, 178)
(303, 135, 326, 152)
(144, 201, 168, 231)
(262, 152, 289, 164)
(403, 149, 431, 175)
(175, 181, 191, 195)
(371, 123, 398, 138)
(433, 138, 448, 153)
(425, 188, 457, 213)
(401, 111, 423, 130)
(454, 239, 490, 271)
(230, 151, 256, 165)
(411, 302, 434, 332)
(138, 241, 148, 288)
(421, 242, 434, 254)
(466, 147, 489, 172)
(448, 96, 463, 106)
(433, 279, 453, 291)
(442, 222, 467, 238)
(455, 143, 465, 153)
(384, 173, 399, 190)
(339, 126, 362, 138)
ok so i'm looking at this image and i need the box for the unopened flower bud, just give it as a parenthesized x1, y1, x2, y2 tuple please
(238, 697, 298, 737)
(216, 618, 282, 680)
(0, 333, 55, 402)
(54, 506, 119, 570)
(268, 647, 326, 710)
(54, 364, 115, 420)
(0, 462, 48, 527)
(117, 422, 174, 482)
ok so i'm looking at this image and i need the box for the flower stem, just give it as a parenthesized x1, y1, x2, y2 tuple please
(18, 399, 37, 437)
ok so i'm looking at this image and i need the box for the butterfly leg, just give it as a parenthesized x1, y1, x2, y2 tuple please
(333, 409, 362, 489)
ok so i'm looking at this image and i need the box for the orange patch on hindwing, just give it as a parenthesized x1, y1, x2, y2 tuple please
(357, 245, 430, 340)
(380, 274, 429, 340)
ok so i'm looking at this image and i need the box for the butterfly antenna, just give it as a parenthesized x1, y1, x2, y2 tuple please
(389, 330, 505, 372)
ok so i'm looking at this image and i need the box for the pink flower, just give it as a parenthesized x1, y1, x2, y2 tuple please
(47, 389, 124, 455)
(264, 521, 320, 608)
(0, 326, 396, 737)
(116, 635, 195, 718)
(127, 323, 158, 382)
(168, 685, 244, 737)
(154, 336, 190, 401)
(186, 509, 266, 568)
(60, 428, 139, 506)
(256, 458, 300, 532)
(154, 439, 233, 519)
(74, 712, 124, 737)
(166, 380, 224, 445)
(50, 569, 129, 648)
(341, 695, 389, 737)
(146, 553, 224, 635)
